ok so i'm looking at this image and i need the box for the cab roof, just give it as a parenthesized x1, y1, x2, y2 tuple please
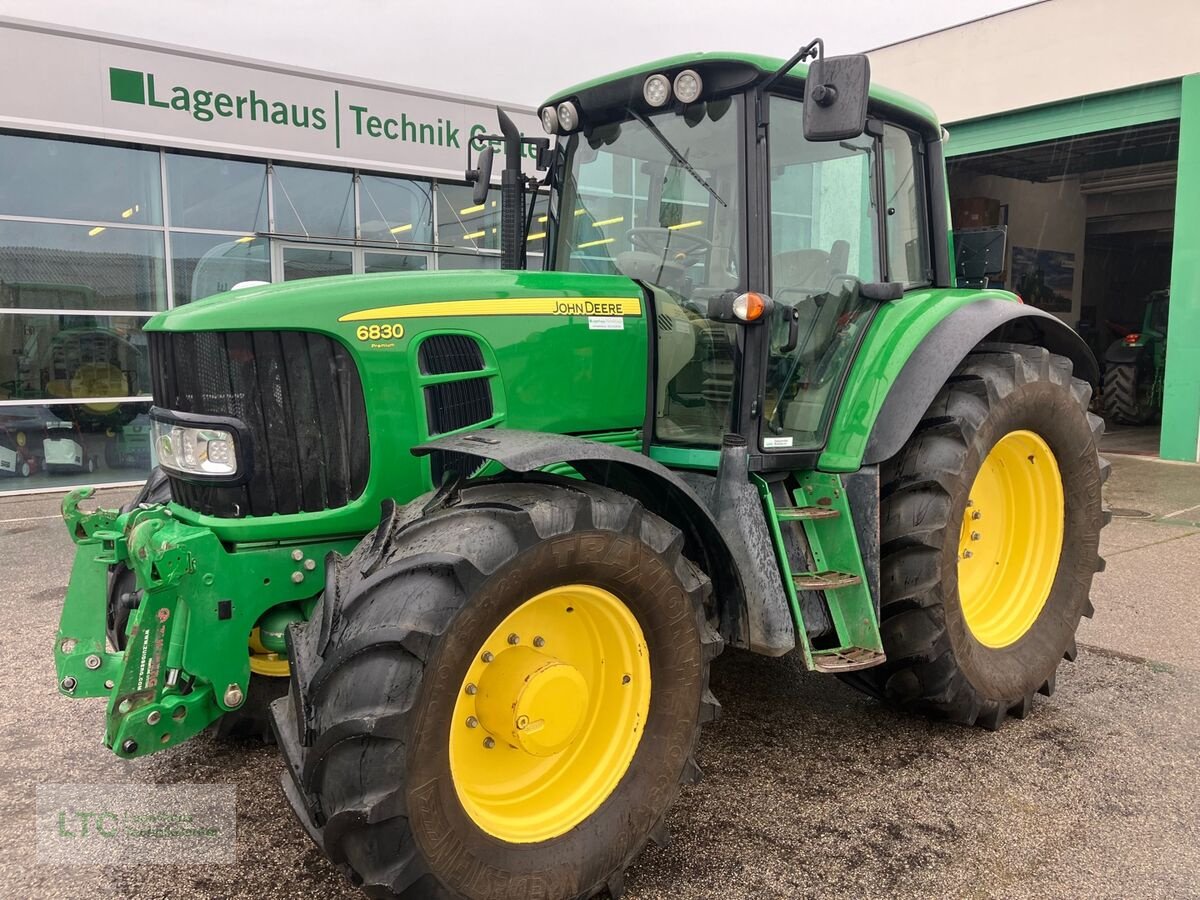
(543, 51, 940, 134)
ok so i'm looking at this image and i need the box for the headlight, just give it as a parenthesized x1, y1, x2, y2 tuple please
(643, 73, 671, 107)
(673, 69, 703, 104)
(152, 414, 241, 478)
(556, 101, 579, 132)
(540, 105, 559, 134)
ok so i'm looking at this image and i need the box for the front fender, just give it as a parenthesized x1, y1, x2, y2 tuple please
(819, 291, 1097, 471)
(413, 429, 757, 645)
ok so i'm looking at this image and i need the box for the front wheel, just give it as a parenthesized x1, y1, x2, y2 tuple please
(275, 479, 721, 899)
(847, 343, 1108, 729)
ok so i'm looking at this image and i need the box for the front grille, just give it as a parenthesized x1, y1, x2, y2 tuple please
(424, 377, 493, 435)
(148, 330, 368, 518)
(418, 334, 485, 375)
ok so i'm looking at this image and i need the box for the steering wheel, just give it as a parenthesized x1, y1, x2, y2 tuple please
(627, 227, 712, 264)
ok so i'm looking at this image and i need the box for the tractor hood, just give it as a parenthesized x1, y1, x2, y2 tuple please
(142, 269, 651, 543)
(146, 269, 645, 334)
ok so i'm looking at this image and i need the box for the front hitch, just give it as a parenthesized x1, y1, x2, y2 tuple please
(54, 495, 356, 758)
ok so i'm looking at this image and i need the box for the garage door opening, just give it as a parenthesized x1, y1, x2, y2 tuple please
(948, 119, 1180, 456)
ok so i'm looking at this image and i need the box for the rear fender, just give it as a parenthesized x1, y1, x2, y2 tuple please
(861, 297, 1098, 466)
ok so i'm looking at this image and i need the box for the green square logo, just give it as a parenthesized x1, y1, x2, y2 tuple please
(109, 67, 145, 104)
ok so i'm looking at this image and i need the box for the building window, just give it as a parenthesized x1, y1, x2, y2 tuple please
(0, 133, 161, 225)
(359, 174, 433, 244)
(166, 153, 268, 232)
(171, 233, 270, 304)
(272, 165, 355, 238)
(0, 221, 167, 312)
(0, 313, 150, 404)
(436, 183, 500, 252)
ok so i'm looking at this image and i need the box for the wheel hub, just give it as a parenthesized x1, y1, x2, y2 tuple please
(958, 429, 1065, 648)
(475, 645, 590, 757)
(449, 584, 651, 843)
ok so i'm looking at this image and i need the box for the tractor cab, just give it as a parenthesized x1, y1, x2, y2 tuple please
(527, 48, 946, 459)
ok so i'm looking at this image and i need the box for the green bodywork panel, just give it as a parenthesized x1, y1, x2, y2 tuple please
(820, 287, 1021, 471)
(55, 487, 356, 758)
(543, 51, 940, 130)
(147, 270, 649, 544)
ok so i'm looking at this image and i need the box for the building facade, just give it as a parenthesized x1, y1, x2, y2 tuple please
(0, 17, 539, 495)
(868, 0, 1200, 462)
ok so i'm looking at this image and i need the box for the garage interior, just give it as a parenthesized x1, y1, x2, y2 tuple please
(948, 119, 1180, 455)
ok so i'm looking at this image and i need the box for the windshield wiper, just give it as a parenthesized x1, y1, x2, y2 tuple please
(629, 109, 727, 208)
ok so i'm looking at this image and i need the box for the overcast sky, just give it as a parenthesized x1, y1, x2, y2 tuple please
(0, 0, 1035, 105)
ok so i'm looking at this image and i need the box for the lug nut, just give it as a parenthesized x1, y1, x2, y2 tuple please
(303, 558, 316, 571)
(533, 636, 545, 648)
(291, 548, 304, 561)
(466, 716, 479, 729)
(507, 633, 520, 645)
(121, 739, 138, 755)
(972, 510, 982, 520)
(223, 683, 245, 708)
(60, 676, 77, 694)
(962, 550, 973, 559)
(84, 654, 102, 670)
(147, 711, 161, 725)
(516, 715, 529, 730)
(483, 737, 495, 749)
(622, 674, 632, 685)
(481, 651, 494, 663)
(60, 639, 77, 654)
(291, 571, 304, 584)
(104, 680, 114, 690)
(465, 683, 477, 695)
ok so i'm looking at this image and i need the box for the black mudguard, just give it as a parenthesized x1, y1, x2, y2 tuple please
(1104, 338, 1149, 367)
(414, 429, 796, 656)
(864, 299, 1098, 466)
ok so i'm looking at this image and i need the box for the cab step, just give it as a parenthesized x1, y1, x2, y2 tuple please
(811, 647, 887, 673)
(793, 570, 861, 590)
(776, 506, 841, 522)
(755, 471, 886, 674)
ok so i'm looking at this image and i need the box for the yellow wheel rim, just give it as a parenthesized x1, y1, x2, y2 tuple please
(449, 584, 651, 843)
(958, 429, 1065, 648)
(248, 627, 291, 677)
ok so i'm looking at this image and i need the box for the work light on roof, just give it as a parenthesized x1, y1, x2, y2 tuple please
(556, 101, 579, 132)
(643, 73, 671, 108)
(540, 106, 559, 134)
(673, 69, 703, 104)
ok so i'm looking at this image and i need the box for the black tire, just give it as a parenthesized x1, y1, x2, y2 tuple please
(106, 466, 285, 742)
(1103, 361, 1151, 425)
(274, 477, 721, 900)
(845, 343, 1108, 730)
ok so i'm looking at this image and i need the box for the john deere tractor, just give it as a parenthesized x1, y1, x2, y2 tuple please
(54, 43, 1107, 899)
(1102, 288, 1169, 425)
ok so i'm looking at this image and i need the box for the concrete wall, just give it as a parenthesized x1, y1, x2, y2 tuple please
(868, 0, 1200, 124)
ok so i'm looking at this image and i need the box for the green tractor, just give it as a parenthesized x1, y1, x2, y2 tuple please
(54, 43, 1108, 899)
(1102, 288, 1169, 425)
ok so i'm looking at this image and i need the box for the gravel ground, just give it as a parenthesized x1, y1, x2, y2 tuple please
(0, 451, 1196, 900)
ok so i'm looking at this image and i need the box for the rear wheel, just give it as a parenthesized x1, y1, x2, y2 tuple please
(274, 478, 721, 899)
(848, 344, 1108, 729)
(1103, 361, 1152, 425)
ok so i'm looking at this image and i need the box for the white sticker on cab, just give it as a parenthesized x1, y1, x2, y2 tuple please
(762, 436, 794, 449)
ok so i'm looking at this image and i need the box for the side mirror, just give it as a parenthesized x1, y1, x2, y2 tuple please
(465, 146, 494, 206)
(954, 226, 1008, 289)
(803, 54, 871, 142)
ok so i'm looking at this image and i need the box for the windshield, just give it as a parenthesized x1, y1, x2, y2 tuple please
(552, 97, 743, 301)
